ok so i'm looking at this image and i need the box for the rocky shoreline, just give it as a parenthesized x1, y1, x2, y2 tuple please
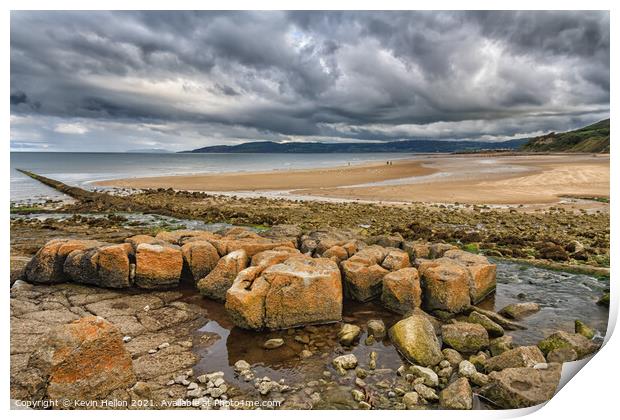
(13, 171, 611, 273)
(9, 172, 608, 410)
(10, 223, 605, 410)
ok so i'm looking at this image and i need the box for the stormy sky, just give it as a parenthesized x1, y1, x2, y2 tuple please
(10, 11, 609, 152)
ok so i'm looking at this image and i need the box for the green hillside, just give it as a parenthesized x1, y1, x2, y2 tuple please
(521, 119, 609, 153)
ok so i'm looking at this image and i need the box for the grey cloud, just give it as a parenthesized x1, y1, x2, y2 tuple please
(9, 10, 609, 151)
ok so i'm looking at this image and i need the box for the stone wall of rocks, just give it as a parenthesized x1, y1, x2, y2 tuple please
(23, 226, 497, 331)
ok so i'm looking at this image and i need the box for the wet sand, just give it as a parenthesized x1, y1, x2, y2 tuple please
(96, 154, 609, 205)
(96, 159, 436, 191)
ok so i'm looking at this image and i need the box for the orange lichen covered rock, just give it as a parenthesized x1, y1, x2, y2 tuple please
(155, 229, 212, 245)
(342, 261, 389, 302)
(381, 248, 411, 271)
(64, 243, 132, 288)
(263, 256, 342, 329)
(225, 255, 343, 330)
(418, 258, 471, 313)
(225, 266, 271, 330)
(181, 240, 220, 282)
(28, 316, 136, 402)
(251, 248, 301, 269)
(134, 243, 183, 289)
(381, 267, 422, 314)
(443, 249, 497, 303)
(198, 250, 249, 301)
(25, 239, 103, 284)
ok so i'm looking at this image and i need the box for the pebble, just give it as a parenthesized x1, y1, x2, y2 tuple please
(351, 389, 365, 402)
(148, 349, 157, 354)
(210, 387, 224, 398)
(332, 354, 358, 374)
(123, 336, 132, 343)
(470, 372, 489, 386)
(367, 319, 386, 339)
(359, 401, 372, 409)
(403, 392, 419, 408)
(369, 351, 378, 370)
(158, 342, 170, 350)
(310, 392, 321, 404)
(234, 360, 251, 372)
(355, 377, 366, 388)
(187, 388, 202, 398)
(295, 335, 310, 344)
(458, 360, 477, 378)
(240, 370, 254, 382)
(414, 383, 438, 401)
(410, 365, 439, 387)
(187, 382, 198, 390)
(300, 349, 313, 359)
(263, 338, 285, 349)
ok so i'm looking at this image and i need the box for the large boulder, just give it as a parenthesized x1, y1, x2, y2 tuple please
(226, 256, 342, 330)
(537, 331, 599, 359)
(225, 267, 270, 330)
(442, 322, 489, 354)
(210, 228, 296, 257)
(124, 234, 167, 251)
(483, 346, 546, 372)
(322, 245, 349, 263)
(342, 260, 389, 302)
(251, 248, 301, 269)
(389, 315, 443, 367)
(443, 249, 496, 303)
(480, 364, 561, 409)
(24, 239, 103, 284)
(418, 258, 471, 313)
(198, 250, 249, 301)
(155, 229, 220, 245)
(64, 243, 133, 288)
(381, 267, 422, 314)
(134, 243, 183, 289)
(27, 316, 136, 402)
(381, 248, 410, 271)
(429, 243, 457, 259)
(262, 256, 342, 329)
(366, 233, 404, 249)
(299, 229, 361, 256)
(181, 240, 220, 282)
(402, 241, 431, 261)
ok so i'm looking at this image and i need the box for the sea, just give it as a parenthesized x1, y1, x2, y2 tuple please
(10, 152, 415, 203)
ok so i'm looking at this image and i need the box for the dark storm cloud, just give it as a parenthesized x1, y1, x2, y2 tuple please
(10, 10, 609, 151)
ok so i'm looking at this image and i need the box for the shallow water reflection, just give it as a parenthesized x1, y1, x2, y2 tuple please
(185, 259, 609, 394)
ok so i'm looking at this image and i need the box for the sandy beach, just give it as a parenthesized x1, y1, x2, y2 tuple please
(96, 154, 609, 205)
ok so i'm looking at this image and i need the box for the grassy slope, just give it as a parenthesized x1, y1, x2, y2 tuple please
(521, 119, 610, 153)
